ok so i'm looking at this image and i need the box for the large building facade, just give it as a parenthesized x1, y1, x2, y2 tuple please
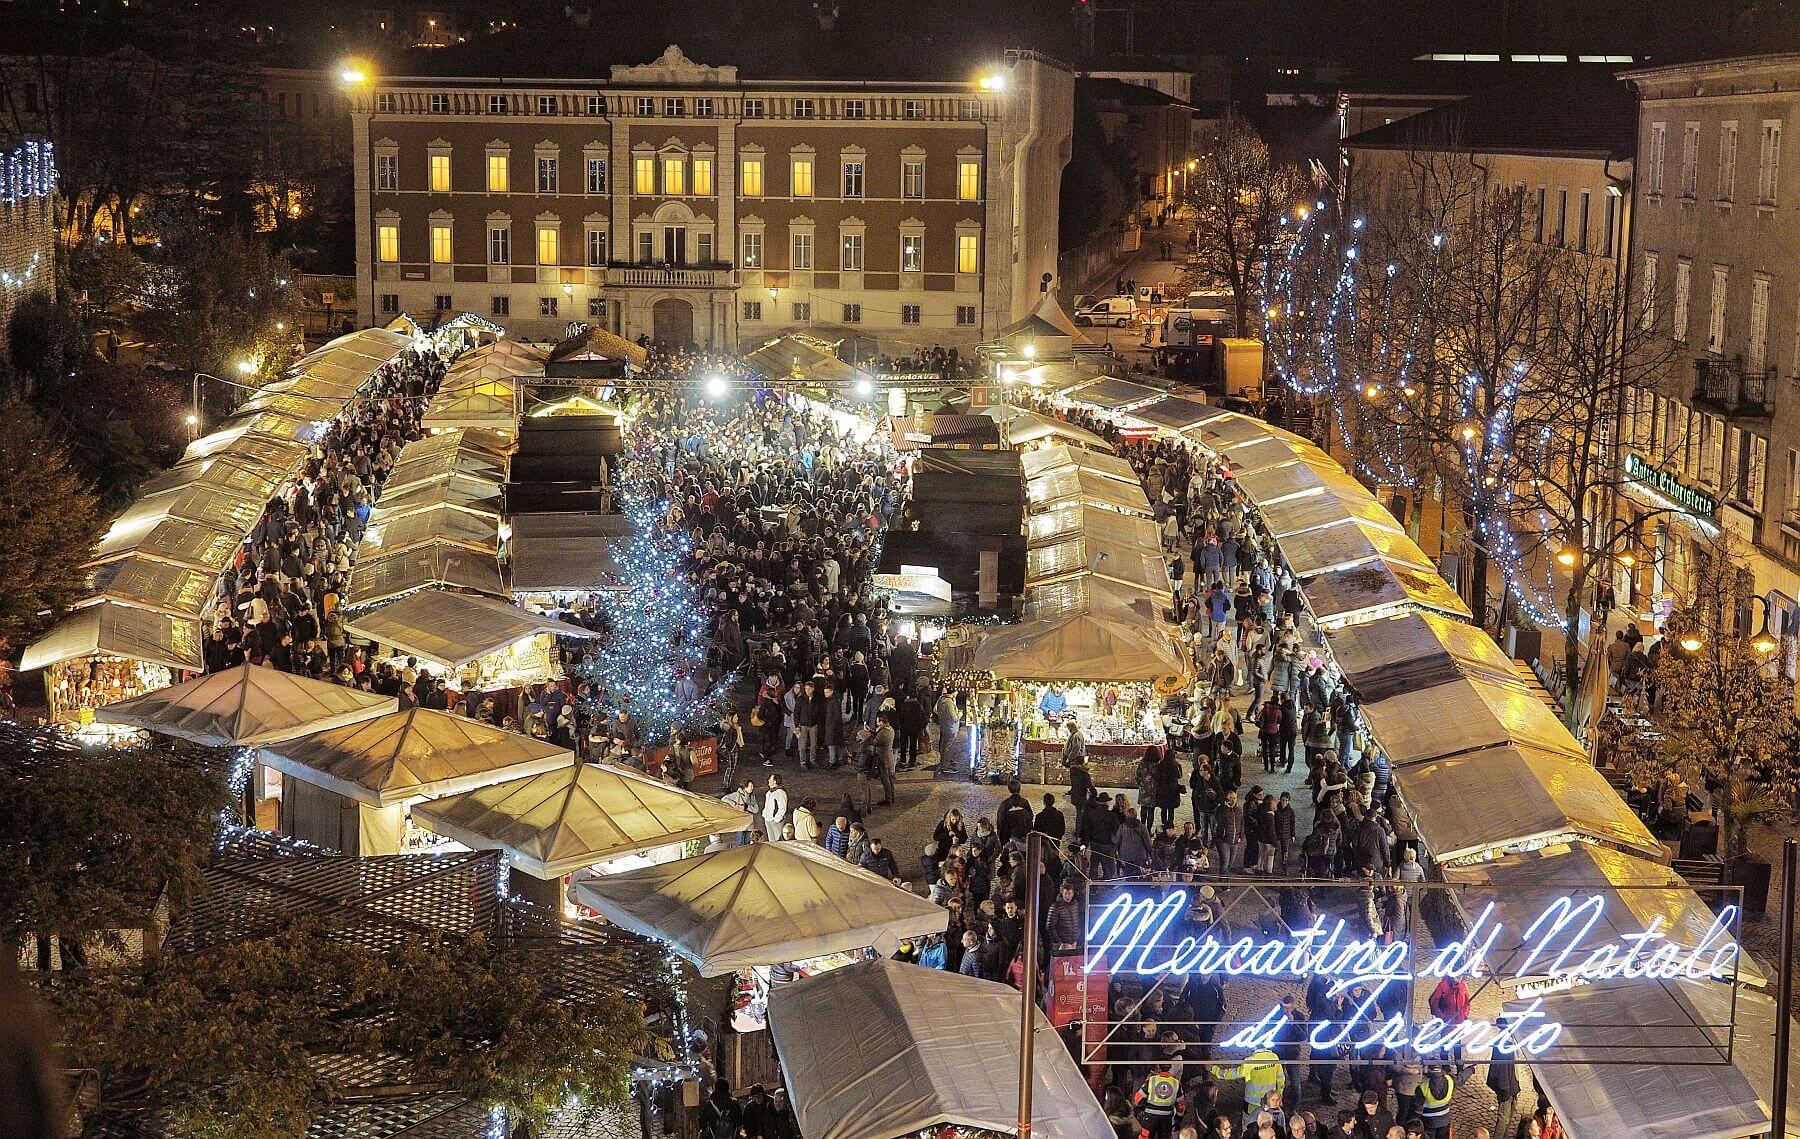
(350, 45, 1073, 350)
(1623, 54, 1800, 651)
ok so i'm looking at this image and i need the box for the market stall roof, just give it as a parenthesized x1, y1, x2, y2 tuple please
(422, 383, 518, 432)
(1257, 485, 1407, 539)
(1277, 518, 1436, 578)
(410, 764, 754, 879)
(545, 323, 648, 372)
(743, 331, 866, 385)
(1182, 411, 1290, 452)
(83, 556, 218, 619)
(370, 477, 505, 523)
(1326, 610, 1526, 703)
(1361, 671, 1587, 767)
(295, 327, 409, 370)
(978, 403, 1112, 450)
(1441, 842, 1766, 987)
(572, 841, 947, 977)
(137, 452, 290, 503)
(1020, 442, 1142, 487)
(383, 443, 509, 498)
(509, 512, 633, 592)
(1394, 743, 1661, 862)
(1233, 457, 1372, 507)
(768, 959, 1113, 1139)
(1026, 466, 1152, 517)
(1210, 433, 1316, 477)
(1013, 361, 1108, 395)
(346, 543, 507, 609)
(19, 601, 204, 673)
(258, 707, 573, 806)
(1063, 375, 1163, 409)
(1296, 555, 1473, 628)
(182, 425, 310, 468)
(236, 387, 345, 422)
(1026, 536, 1170, 595)
(972, 610, 1185, 681)
(94, 486, 268, 556)
(342, 589, 600, 671)
(1127, 395, 1215, 431)
(93, 663, 397, 747)
(85, 514, 245, 574)
(362, 502, 501, 557)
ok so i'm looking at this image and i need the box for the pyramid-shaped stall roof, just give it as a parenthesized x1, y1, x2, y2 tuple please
(93, 663, 397, 747)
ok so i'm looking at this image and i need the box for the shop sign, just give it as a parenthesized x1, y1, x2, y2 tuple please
(690, 736, 719, 778)
(1084, 887, 1741, 1060)
(1624, 453, 1716, 518)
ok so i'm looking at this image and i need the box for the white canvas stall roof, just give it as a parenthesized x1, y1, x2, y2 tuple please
(410, 763, 754, 879)
(258, 707, 573, 806)
(509, 513, 634, 592)
(344, 589, 599, 670)
(1441, 842, 1765, 987)
(280, 372, 365, 402)
(972, 611, 1187, 681)
(1183, 412, 1294, 452)
(294, 326, 409, 370)
(236, 388, 344, 422)
(84, 514, 245, 575)
(422, 385, 518, 432)
(182, 424, 310, 467)
(1519, 979, 1798, 1139)
(370, 477, 505, 522)
(1020, 442, 1142, 486)
(346, 543, 506, 609)
(1026, 466, 1153, 517)
(1022, 575, 1167, 624)
(361, 503, 501, 557)
(1064, 375, 1163, 409)
(1296, 556, 1472, 627)
(1233, 457, 1372, 507)
(1258, 487, 1407, 539)
(768, 959, 1113, 1139)
(1394, 744, 1661, 862)
(1277, 518, 1436, 578)
(1325, 610, 1526, 703)
(382, 451, 508, 500)
(1361, 671, 1587, 767)
(1126, 395, 1215, 431)
(83, 556, 218, 619)
(20, 601, 204, 673)
(93, 663, 396, 747)
(1027, 502, 1160, 551)
(979, 403, 1111, 450)
(1015, 361, 1107, 395)
(137, 452, 289, 503)
(93, 486, 267, 556)
(1027, 536, 1171, 596)
(573, 841, 948, 977)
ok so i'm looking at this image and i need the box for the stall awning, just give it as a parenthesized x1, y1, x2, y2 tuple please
(1127, 395, 1214, 430)
(370, 476, 506, 522)
(361, 503, 501, 557)
(1361, 672, 1587, 768)
(343, 590, 600, 671)
(1394, 743, 1661, 862)
(85, 514, 245, 574)
(979, 404, 1111, 451)
(136, 452, 289, 503)
(572, 841, 947, 977)
(769, 960, 1113, 1139)
(257, 707, 573, 806)
(97, 484, 268, 544)
(509, 512, 633, 592)
(1327, 610, 1529, 704)
(1026, 466, 1153, 517)
(346, 543, 506, 609)
(83, 556, 219, 619)
(1258, 487, 1406, 539)
(1277, 518, 1436, 578)
(973, 611, 1186, 682)
(1065, 376, 1163, 409)
(1233, 457, 1372, 507)
(93, 663, 397, 747)
(422, 385, 518, 432)
(410, 763, 754, 879)
(1020, 442, 1142, 487)
(1520, 979, 1798, 1139)
(20, 602, 204, 673)
(1297, 556, 1473, 628)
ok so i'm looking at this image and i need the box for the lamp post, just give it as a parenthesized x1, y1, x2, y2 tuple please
(1015, 829, 1044, 1139)
(191, 362, 264, 436)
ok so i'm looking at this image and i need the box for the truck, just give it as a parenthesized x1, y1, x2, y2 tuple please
(1143, 307, 1235, 354)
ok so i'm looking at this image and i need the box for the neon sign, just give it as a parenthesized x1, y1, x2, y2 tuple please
(1085, 889, 1741, 1059)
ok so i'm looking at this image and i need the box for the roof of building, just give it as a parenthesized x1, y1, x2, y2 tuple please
(1080, 76, 1194, 109)
(1341, 67, 1635, 159)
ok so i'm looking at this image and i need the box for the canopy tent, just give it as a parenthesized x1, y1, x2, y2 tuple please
(1011, 361, 1107, 395)
(1026, 536, 1171, 596)
(342, 590, 601, 671)
(1233, 457, 1373, 508)
(369, 477, 505, 523)
(996, 294, 1091, 359)
(19, 601, 203, 673)
(1441, 842, 1765, 987)
(93, 663, 397, 747)
(1277, 518, 1436, 578)
(1026, 466, 1153, 517)
(346, 542, 507, 609)
(409, 764, 754, 879)
(1210, 433, 1315, 477)
(1062, 375, 1163, 410)
(84, 514, 244, 575)
(743, 332, 868, 385)
(1021, 575, 1166, 624)
(361, 502, 501, 557)
(1325, 610, 1526, 704)
(84, 556, 217, 620)
(509, 512, 634, 592)
(1297, 556, 1472, 628)
(1519, 979, 1799, 1139)
(137, 452, 290, 503)
(181, 419, 311, 465)
(972, 610, 1186, 682)
(1020, 442, 1141, 487)
(1258, 487, 1407, 540)
(1182, 410, 1297, 453)
(294, 327, 410, 370)
(768, 960, 1113, 1139)
(235, 388, 344, 423)
(1126, 395, 1215, 431)
(1360, 671, 1588, 768)
(96, 484, 268, 545)
(257, 708, 572, 806)
(422, 382, 519, 433)
(978, 403, 1111, 451)
(1393, 743, 1662, 862)
(572, 841, 947, 977)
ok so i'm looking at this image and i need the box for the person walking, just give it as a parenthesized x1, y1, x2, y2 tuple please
(761, 773, 788, 838)
(1213, 789, 1245, 874)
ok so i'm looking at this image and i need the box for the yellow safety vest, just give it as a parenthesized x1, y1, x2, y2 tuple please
(1212, 1049, 1284, 1106)
(1419, 1073, 1454, 1113)
(1145, 1073, 1179, 1109)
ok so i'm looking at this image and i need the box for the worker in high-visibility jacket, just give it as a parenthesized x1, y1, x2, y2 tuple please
(1417, 1064, 1455, 1139)
(1209, 1048, 1284, 1125)
(1132, 1062, 1184, 1139)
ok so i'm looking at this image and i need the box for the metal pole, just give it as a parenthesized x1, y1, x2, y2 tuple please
(1771, 838, 1796, 1139)
(191, 371, 202, 435)
(1016, 830, 1044, 1139)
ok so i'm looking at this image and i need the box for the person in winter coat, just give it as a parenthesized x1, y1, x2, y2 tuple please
(818, 682, 847, 768)
(1045, 880, 1084, 950)
(1117, 806, 1156, 873)
(1155, 748, 1184, 829)
(1258, 697, 1285, 772)
(927, 808, 967, 882)
(1273, 792, 1298, 875)
(1212, 790, 1246, 873)
(791, 796, 821, 844)
(761, 774, 789, 835)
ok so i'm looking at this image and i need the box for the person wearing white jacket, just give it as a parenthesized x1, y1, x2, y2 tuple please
(792, 797, 821, 844)
(762, 773, 789, 837)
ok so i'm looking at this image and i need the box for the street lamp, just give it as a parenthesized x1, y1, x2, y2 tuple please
(1750, 595, 1779, 655)
(338, 60, 371, 86)
(1679, 633, 1706, 654)
(235, 358, 258, 376)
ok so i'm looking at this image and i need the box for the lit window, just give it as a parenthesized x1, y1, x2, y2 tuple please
(741, 158, 764, 196)
(377, 224, 399, 262)
(430, 153, 451, 192)
(487, 153, 509, 193)
(431, 223, 451, 264)
(537, 225, 559, 266)
(692, 157, 713, 196)
(791, 158, 814, 197)
(957, 233, 979, 274)
(634, 156, 655, 195)
(663, 157, 685, 195)
(958, 160, 980, 201)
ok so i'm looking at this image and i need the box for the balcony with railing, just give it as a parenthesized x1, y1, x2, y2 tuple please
(606, 263, 738, 289)
(1693, 356, 1775, 417)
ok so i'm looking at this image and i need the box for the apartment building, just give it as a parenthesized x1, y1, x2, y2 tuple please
(1623, 54, 1800, 645)
(350, 45, 1073, 350)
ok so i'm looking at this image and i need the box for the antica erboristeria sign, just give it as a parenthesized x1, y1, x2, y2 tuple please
(1085, 889, 1742, 1059)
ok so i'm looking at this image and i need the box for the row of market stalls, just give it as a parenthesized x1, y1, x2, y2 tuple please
(20, 328, 415, 725)
(1039, 386, 1798, 1138)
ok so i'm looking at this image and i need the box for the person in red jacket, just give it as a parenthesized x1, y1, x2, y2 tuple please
(1427, 976, 1472, 1070)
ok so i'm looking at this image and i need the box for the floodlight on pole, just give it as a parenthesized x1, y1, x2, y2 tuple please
(706, 374, 728, 399)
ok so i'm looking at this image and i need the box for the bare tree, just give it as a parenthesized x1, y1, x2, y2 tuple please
(1188, 122, 1307, 335)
